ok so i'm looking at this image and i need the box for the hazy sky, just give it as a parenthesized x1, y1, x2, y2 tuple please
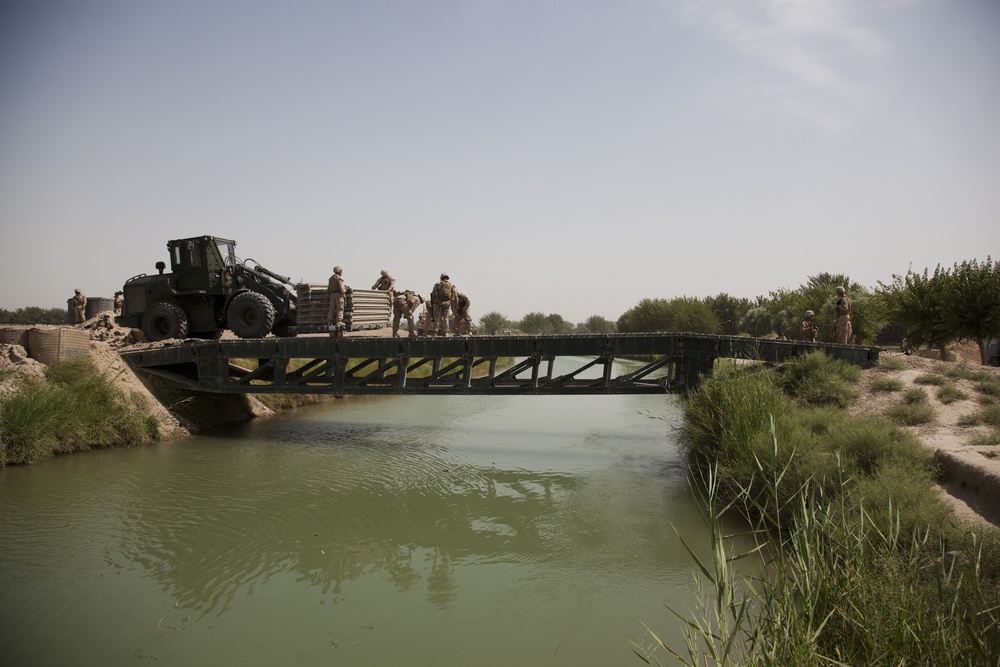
(1, 0, 997, 324)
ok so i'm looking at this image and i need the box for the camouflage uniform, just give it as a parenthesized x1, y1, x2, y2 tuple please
(392, 290, 423, 337)
(454, 292, 472, 335)
(113, 292, 123, 316)
(832, 287, 852, 344)
(801, 310, 818, 342)
(326, 267, 346, 327)
(372, 270, 395, 293)
(72, 289, 86, 324)
(430, 274, 458, 336)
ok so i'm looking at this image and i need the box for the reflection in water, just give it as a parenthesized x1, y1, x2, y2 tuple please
(1, 359, 708, 667)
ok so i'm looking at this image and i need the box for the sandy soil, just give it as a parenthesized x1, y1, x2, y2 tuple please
(851, 342, 1000, 530)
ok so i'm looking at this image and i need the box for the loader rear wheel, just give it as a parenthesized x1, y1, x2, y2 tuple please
(227, 292, 276, 339)
(142, 302, 190, 342)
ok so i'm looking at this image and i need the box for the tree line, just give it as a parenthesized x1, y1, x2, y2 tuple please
(478, 257, 1000, 365)
(0, 307, 67, 325)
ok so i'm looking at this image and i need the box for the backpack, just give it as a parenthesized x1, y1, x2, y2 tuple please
(433, 281, 454, 302)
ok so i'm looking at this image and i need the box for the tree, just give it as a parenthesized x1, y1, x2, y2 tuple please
(943, 257, 1000, 364)
(546, 313, 574, 334)
(519, 312, 552, 335)
(580, 315, 615, 334)
(0, 306, 67, 325)
(877, 266, 951, 355)
(703, 293, 751, 336)
(740, 306, 772, 337)
(479, 311, 511, 335)
(617, 297, 719, 334)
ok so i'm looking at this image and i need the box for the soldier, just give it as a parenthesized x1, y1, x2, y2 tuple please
(392, 290, 424, 338)
(832, 286, 852, 344)
(371, 269, 395, 293)
(454, 292, 472, 336)
(113, 291, 124, 316)
(801, 310, 818, 342)
(430, 273, 458, 337)
(326, 266, 346, 330)
(71, 288, 86, 324)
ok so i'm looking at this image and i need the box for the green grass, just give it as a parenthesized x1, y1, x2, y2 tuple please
(968, 432, 1000, 448)
(778, 350, 860, 408)
(871, 376, 903, 392)
(940, 364, 982, 381)
(643, 410, 1000, 666)
(977, 378, 1000, 399)
(937, 384, 969, 404)
(914, 372, 947, 386)
(877, 356, 907, 371)
(0, 358, 159, 465)
(888, 399, 936, 426)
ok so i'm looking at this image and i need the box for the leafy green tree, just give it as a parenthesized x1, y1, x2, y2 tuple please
(546, 313, 574, 334)
(703, 293, 751, 336)
(617, 297, 718, 334)
(740, 306, 772, 337)
(0, 306, 67, 325)
(519, 312, 552, 335)
(877, 266, 951, 355)
(478, 311, 511, 335)
(580, 315, 615, 334)
(943, 257, 1000, 364)
(617, 299, 670, 333)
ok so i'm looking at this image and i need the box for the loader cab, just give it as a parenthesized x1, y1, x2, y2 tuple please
(167, 236, 236, 273)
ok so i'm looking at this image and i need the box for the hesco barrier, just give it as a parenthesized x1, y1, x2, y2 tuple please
(0, 326, 31, 348)
(26, 327, 90, 366)
(294, 284, 391, 330)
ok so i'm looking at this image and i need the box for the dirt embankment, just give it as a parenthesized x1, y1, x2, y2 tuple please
(852, 342, 1000, 530)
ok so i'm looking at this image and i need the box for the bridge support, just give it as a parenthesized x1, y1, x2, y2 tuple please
(119, 333, 879, 396)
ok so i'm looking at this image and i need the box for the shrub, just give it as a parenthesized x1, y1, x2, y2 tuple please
(871, 376, 903, 392)
(877, 356, 907, 371)
(888, 400, 936, 426)
(968, 432, 1000, 447)
(682, 363, 786, 467)
(779, 350, 860, 408)
(937, 385, 969, 405)
(914, 373, 947, 386)
(977, 379, 1000, 399)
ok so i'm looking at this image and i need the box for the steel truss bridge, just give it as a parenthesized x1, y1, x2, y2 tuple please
(118, 333, 879, 396)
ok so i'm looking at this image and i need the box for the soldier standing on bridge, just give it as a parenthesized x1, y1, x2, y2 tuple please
(372, 269, 395, 293)
(430, 273, 458, 337)
(71, 289, 86, 324)
(326, 266, 347, 331)
(801, 310, 818, 342)
(832, 286, 852, 344)
(392, 290, 423, 338)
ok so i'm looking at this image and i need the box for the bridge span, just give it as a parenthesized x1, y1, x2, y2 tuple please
(118, 333, 879, 396)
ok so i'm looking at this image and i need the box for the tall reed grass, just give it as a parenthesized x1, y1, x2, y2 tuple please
(646, 351, 1000, 664)
(0, 358, 158, 465)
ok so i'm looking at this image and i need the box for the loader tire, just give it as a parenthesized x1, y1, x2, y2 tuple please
(142, 302, 190, 342)
(227, 292, 276, 339)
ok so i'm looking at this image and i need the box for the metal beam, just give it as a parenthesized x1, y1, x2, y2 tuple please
(118, 333, 879, 395)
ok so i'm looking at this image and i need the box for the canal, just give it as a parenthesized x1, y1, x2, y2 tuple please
(0, 357, 712, 666)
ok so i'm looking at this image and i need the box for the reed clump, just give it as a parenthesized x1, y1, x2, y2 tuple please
(642, 350, 1000, 665)
(0, 358, 159, 465)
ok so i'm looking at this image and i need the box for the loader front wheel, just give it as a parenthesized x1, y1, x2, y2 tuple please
(227, 292, 276, 339)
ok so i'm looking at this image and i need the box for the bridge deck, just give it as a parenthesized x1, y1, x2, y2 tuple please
(118, 333, 879, 395)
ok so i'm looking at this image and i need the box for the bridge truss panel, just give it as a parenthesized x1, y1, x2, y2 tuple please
(118, 333, 879, 396)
